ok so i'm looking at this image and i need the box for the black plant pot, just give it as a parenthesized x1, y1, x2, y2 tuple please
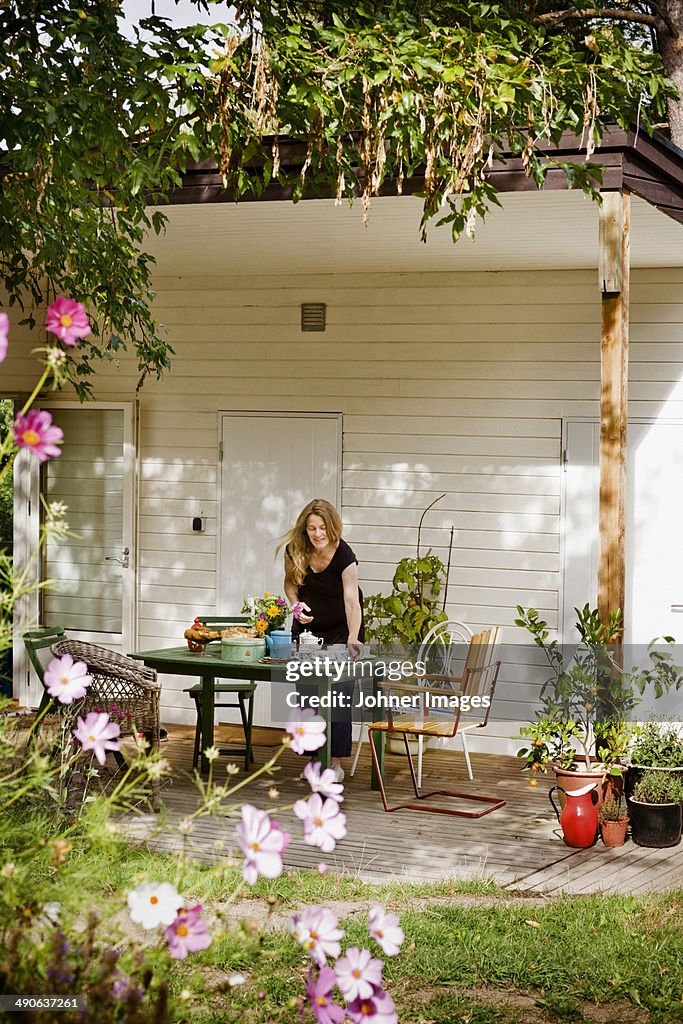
(626, 764, 683, 798)
(629, 799, 682, 848)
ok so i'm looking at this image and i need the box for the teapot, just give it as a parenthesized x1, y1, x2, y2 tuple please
(265, 629, 292, 658)
(298, 630, 323, 649)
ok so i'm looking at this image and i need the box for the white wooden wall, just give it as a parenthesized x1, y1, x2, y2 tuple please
(4, 266, 683, 745)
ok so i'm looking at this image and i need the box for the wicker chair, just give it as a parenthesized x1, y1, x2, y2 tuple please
(50, 639, 162, 811)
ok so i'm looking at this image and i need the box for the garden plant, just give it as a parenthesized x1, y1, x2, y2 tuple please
(0, 303, 404, 1022)
(516, 604, 683, 779)
(363, 496, 452, 645)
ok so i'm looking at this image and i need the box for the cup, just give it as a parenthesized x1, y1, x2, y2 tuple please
(327, 643, 348, 660)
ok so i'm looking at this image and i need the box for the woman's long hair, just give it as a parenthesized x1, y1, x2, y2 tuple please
(277, 498, 343, 586)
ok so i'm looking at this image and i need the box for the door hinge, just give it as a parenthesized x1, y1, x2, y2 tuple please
(218, 442, 223, 462)
(562, 448, 568, 472)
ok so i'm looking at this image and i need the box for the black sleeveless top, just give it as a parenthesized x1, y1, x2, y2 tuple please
(290, 538, 364, 644)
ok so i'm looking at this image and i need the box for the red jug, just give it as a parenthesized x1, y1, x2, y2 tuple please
(548, 783, 599, 848)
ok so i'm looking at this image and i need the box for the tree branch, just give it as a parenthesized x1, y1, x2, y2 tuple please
(534, 7, 678, 39)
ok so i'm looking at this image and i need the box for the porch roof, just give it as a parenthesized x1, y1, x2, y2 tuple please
(144, 127, 683, 277)
(172, 126, 683, 227)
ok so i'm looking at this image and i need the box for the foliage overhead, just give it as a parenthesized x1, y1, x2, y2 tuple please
(0, 1, 676, 392)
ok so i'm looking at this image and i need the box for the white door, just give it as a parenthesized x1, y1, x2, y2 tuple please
(218, 412, 341, 725)
(562, 418, 683, 645)
(14, 403, 137, 705)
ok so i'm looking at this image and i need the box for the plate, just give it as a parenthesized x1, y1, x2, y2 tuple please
(259, 656, 291, 665)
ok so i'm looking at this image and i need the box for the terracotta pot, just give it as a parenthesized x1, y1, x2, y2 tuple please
(553, 762, 624, 811)
(600, 818, 629, 848)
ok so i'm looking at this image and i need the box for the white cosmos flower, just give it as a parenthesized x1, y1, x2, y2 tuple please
(368, 905, 405, 957)
(294, 793, 347, 853)
(304, 760, 344, 803)
(127, 881, 183, 930)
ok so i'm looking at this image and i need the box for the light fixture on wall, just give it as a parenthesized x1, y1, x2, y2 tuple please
(301, 303, 326, 332)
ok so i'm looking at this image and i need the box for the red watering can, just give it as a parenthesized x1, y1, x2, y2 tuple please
(548, 782, 599, 848)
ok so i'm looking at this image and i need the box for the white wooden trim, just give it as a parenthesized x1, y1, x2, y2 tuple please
(21, 401, 138, 657)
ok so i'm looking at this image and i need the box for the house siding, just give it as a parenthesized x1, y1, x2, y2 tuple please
(4, 266, 683, 742)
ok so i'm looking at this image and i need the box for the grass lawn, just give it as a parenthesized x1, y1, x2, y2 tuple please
(180, 883, 682, 1024)
(5, 808, 681, 1024)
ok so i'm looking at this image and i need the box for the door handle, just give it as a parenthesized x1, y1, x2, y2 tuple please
(671, 605, 683, 612)
(105, 547, 130, 569)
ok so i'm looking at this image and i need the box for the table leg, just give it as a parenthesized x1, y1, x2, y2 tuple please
(200, 671, 215, 775)
(317, 672, 332, 771)
(370, 671, 384, 791)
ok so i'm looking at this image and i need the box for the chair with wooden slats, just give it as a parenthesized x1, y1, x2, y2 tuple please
(367, 627, 506, 817)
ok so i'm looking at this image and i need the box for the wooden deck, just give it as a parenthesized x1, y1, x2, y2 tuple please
(121, 726, 683, 895)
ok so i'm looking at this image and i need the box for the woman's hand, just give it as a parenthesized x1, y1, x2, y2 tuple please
(347, 639, 364, 661)
(294, 601, 314, 625)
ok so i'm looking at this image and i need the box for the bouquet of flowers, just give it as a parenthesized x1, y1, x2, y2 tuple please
(242, 592, 291, 635)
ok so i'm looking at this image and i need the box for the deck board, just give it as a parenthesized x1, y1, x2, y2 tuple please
(118, 727, 683, 894)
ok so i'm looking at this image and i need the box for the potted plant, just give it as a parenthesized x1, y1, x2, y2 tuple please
(598, 797, 630, 847)
(516, 604, 683, 808)
(364, 495, 452, 649)
(629, 772, 683, 848)
(364, 496, 453, 755)
(625, 721, 683, 800)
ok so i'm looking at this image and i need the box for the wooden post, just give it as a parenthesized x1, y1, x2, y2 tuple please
(598, 190, 630, 632)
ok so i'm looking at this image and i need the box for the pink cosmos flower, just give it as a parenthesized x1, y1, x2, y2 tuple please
(271, 820, 292, 854)
(304, 760, 344, 803)
(0, 312, 8, 362)
(347, 989, 398, 1024)
(289, 906, 345, 966)
(45, 296, 91, 346)
(334, 947, 384, 1002)
(305, 965, 345, 1024)
(368, 905, 405, 957)
(13, 409, 64, 462)
(294, 793, 347, 853)
(165, 904, 212, 959)
(236, 804, 288, 885)
(44, 654, 92, 704)
(286, 709, 327, 755)
(72, 712, 121, 766)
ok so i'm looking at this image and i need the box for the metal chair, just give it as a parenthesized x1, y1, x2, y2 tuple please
(51, 638, 162, 811)
(350, 620, 473, 780)
(367, 627, 506, 818)
(415, 620, 473, 787)
(183, 615, 256, 771)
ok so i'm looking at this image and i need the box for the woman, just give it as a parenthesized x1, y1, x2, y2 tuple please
(280, 499, 364, 783)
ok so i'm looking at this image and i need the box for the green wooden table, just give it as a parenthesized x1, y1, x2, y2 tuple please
(129, 644, 385, 785)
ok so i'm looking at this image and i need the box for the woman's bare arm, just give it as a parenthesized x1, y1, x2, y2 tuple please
(342, 562, 362, 655)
